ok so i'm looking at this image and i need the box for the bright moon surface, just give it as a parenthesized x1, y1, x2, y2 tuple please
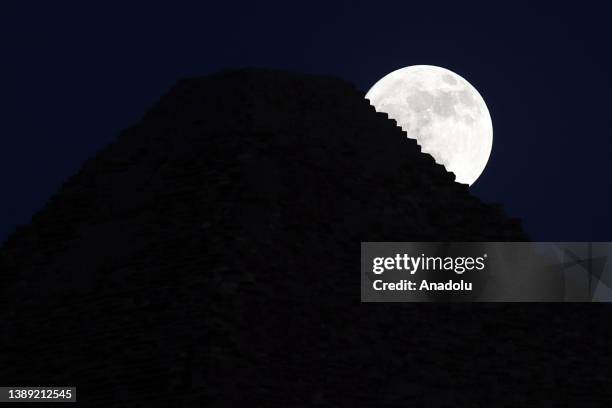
(365, 65, 493, 186)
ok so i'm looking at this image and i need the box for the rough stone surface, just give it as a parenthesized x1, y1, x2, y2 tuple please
(0, 69, 606, 406)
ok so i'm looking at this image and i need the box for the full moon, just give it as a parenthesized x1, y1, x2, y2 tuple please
(365, 65, 493, 186)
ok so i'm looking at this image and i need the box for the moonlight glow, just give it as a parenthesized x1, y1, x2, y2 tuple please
(365, 65, 493, 186)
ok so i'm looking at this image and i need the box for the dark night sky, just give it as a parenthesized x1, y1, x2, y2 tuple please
(2, 1, 611, 243)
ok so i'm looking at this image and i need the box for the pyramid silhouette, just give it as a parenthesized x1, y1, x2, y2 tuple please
(2, 69, 607, 406)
